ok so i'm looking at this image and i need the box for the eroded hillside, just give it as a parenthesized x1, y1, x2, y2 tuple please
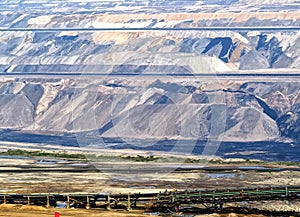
(0, 77, 299, 143)
(0, 30, 299, 73)
(0, 0, 299, 148)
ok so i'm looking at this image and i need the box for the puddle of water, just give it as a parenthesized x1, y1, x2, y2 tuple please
(56, 201, 67, 208)
(205, 173, 235, 179)
(0, 155, 31, 160)
(145, 213, 196, 217)
(238, 166, 268, 170)
(144, 212, 160, 216)
(35, 159, 57, 165)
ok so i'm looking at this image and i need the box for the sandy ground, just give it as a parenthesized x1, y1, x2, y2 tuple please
(1, 169, 300, 194)
(236, 200, 300, 212)
(0, 204, 268, 217)
(0, 155, 300, 216)
(0, 204, 154, 217)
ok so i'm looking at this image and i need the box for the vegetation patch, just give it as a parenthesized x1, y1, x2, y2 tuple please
(1, 149, 300, 167)
(0, 149, 86, 160)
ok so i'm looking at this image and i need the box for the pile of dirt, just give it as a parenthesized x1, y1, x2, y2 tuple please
(0, 204, 17, 209)
(19, 205, 48, 211)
